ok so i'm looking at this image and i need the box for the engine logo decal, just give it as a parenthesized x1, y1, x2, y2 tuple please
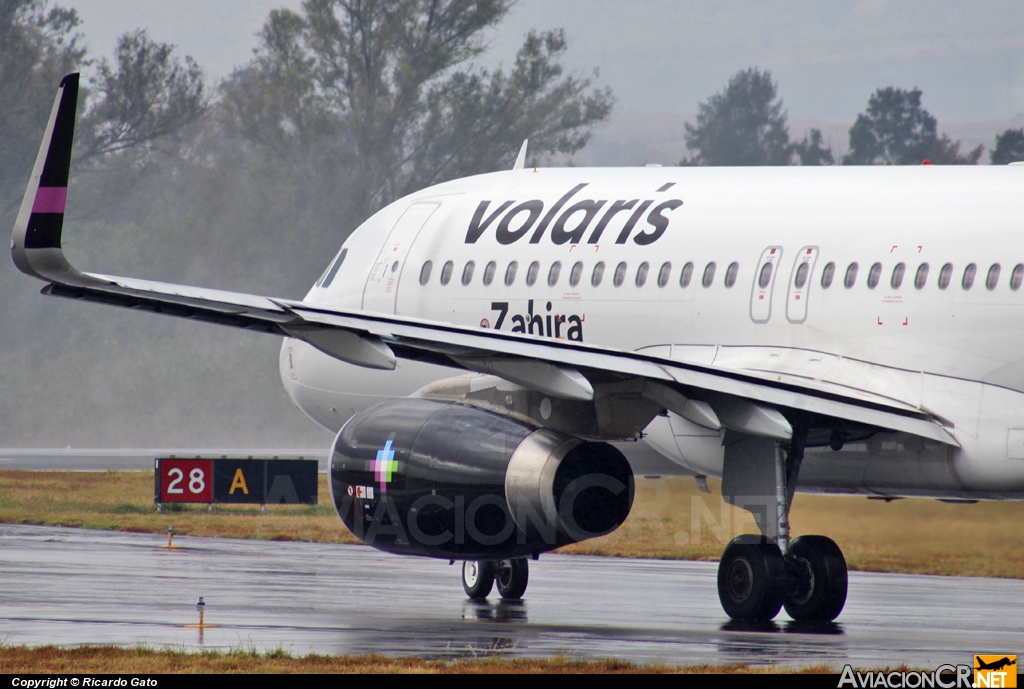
(372, 438, 398, 493)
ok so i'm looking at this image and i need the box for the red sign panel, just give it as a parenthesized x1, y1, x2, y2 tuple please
(158, 459, 213, 503)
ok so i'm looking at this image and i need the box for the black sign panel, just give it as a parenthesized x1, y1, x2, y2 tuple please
(156, 458, 318, 505)
(266, 459, 318, 505)
(213, 459, 267, 504)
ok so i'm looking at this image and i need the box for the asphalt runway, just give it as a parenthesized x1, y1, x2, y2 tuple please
(1, 524, 1021, 668)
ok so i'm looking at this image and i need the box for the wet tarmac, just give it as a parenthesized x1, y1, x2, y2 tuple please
(0, 523, 1020, 668)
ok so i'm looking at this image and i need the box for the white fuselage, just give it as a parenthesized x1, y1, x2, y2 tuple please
(281, 165, 1024, 500)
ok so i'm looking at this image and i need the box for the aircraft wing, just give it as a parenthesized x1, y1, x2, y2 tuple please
(11, 74, 959, 448)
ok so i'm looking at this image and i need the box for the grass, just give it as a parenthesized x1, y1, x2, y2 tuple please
(0, 471, 358, 544)
(0, 646, 833, 673)
(559, 476, 1024, 578)
(1, 471, 1022, 578)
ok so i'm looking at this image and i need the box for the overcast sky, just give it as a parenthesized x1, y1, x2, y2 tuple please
(69, 0, 1024, 123)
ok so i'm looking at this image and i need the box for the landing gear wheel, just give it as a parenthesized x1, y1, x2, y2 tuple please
(495, 558, 529, 600)
(462, 560, 495, 600)
(717, 536, 786, 621)
(783, 535, 847, 622)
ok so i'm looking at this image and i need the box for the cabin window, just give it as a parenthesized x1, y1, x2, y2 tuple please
(548, 261, 562, 287)
(636, 262, 650, 287)
(725, 262, 739, 288)
(794, 262, 810, 289)
(680, 262, 694, 288)
(569, 261, 584, 287)
(867, 262, 882, 289)
(914, 263, 929, 290)
(482, 261, 496, 286)
(592, 261, 606, 287)
(844, 262, 859, 289)
(418, 260, 432, 286)
(759, 262, 774, 289)
(440, 260, 454, 285)
(461, 261, 475, 286)
(505, 261, 518, 286)
(526, 261, 540, 286)
(820, 262, 835, 289)
(658, 262, 672, 288)
(613, 262, 628, 287)
(702, 262, 717, 288)
(319, 248, 348, 289)
(986, 263, 1001, 291)
(1012, 264, 1024, 291)
(890, 262, 905, 290)
(938, 263, 953, 290)
(962, 263, 977, 290)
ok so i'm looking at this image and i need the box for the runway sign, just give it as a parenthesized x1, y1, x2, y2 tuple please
(156, 459, 213, 503)
(155, 458, 317, 505)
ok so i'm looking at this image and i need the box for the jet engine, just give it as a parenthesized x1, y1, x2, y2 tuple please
(330, 397, 634, 559)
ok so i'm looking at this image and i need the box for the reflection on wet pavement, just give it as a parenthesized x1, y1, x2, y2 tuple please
(1, 524, 1021, 668)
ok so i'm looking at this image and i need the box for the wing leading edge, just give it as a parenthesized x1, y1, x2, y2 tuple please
(11, 74, 959, 448)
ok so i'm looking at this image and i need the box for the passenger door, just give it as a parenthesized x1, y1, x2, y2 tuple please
(362, 203, 439, 313)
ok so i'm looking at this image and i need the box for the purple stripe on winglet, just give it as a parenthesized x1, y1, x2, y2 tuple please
(32, 187, 67, 214)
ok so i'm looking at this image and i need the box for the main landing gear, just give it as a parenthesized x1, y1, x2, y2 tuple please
(717, 434, 848, 622)
(462, 558, 529, 600)
(717, 533, 847, 622)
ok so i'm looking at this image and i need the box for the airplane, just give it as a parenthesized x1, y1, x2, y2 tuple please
(13, 73, 1024, 623)
(975, 658, 1017, 672)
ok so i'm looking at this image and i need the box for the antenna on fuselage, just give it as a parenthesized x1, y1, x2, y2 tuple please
(512, 140, 529, 171)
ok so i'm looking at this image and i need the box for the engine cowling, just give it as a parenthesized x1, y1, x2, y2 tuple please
(330, 397, 634, 559)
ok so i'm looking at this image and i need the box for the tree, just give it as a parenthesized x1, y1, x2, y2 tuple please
(927, 134, 983, 165)
(682, 68, 794, 166)
(220, 0, 614, 224)
(0, 0, 84, 207)
(405, 28, 613, 190)
(77, 29, 206, 165)
(794, 128, 834, 166)
(0, 2, 207, 215)
(991, 128, 1024, 165)
(843, 87, 937, 165)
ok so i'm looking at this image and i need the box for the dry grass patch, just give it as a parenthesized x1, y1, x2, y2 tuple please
(0, 646, 831, 674)
(1, 471, 1022, 578)
(0, 471, 358, 544)
(558, 477, 1024, 579)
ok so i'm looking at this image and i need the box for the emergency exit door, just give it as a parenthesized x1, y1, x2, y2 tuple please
(786, 246, 819, 324)
(749, 246, 783, 323)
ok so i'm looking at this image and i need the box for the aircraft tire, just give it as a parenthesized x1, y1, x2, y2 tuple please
(717, 536, 785, 621)
(462, 560, 495, 600)
(495, 558, 529, 600)
(782, 535, 848, 622)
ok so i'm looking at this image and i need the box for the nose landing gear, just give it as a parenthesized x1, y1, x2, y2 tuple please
(462, 559, 496, 600)
(462, 557, 529, 600)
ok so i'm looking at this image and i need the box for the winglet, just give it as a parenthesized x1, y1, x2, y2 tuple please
(512, 139, 529, 171)
(12, 73, 81, 282)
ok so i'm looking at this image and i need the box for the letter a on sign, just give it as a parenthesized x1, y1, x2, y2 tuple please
(230, 468, 249, 495)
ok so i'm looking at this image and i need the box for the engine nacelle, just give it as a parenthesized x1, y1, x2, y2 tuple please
(330, 398, 634, 559)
